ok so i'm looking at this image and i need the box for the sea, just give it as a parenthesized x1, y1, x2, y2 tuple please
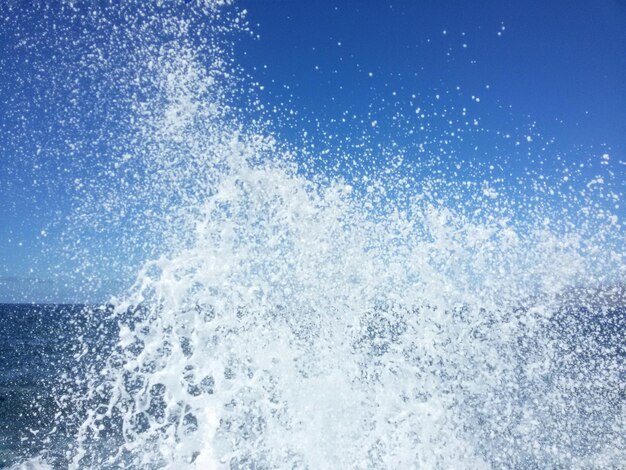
(1, 302, 624, 468)
(0, 304, 117, 468)
(1, 0, 625, 468)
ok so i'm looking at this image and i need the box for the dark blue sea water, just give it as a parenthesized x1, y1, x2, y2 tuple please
(0, 304, 117, 468)
(0, 303, 624, 468)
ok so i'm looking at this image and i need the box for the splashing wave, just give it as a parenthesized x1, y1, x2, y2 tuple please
(4, 1, 624, 468)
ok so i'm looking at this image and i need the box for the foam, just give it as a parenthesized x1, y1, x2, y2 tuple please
(4, 1, 624, 467)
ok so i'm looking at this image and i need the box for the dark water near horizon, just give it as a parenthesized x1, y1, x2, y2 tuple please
(0, 304, 118, 468)
(0, 303, 624, 468)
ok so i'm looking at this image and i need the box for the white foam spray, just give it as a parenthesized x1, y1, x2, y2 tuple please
(3, 1, 624, 468)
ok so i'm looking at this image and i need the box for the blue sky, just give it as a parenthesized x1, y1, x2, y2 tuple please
(237, 0, 626, 149)
(1, 0, 625, 303)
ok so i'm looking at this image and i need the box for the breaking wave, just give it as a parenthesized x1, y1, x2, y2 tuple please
(4, 1, 624, 468)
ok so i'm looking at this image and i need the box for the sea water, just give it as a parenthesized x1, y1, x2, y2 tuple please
(1, 1, 624, 468)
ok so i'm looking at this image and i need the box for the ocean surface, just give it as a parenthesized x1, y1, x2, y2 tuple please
(1, 303, 624, 468)
(0, 304, 117, 468)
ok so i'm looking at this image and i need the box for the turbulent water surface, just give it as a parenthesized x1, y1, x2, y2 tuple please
(1, 1, 625, 468)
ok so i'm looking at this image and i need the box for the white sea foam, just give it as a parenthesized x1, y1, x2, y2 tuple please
(66, 1, 624, 468)
(3, 0, 624, 468)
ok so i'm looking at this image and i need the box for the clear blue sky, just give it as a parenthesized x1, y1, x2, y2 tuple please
(237, 0, 626, 148)
(1, 0, 625, 303)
